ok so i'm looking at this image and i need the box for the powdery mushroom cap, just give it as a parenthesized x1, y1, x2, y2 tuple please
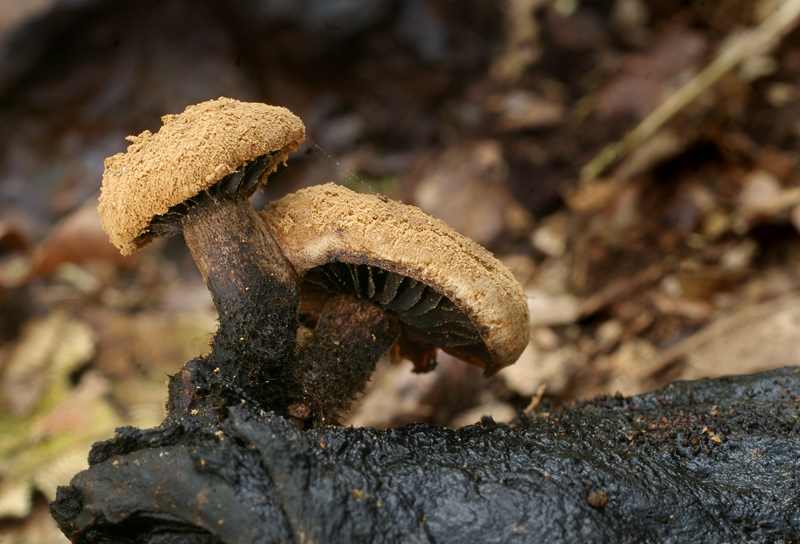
(261, 183, 530, 375)
(99, 97, 305, 255)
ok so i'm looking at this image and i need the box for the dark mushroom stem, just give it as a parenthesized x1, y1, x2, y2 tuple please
(292, 260, 492, 427)
(294, 294, 400, 427)
(152, 157, 301, 415)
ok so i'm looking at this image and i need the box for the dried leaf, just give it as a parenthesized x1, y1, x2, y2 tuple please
(0, 220, 30, 252)
(500, 341, 587, 398)
(1, 312, 94, 417)
(412, 141, 533, 246)
(596, 28, 706, 118)
(0, 313, 130, 519)
(651, 293, 800, 381)
(490, 90, 565, 131)
(451, 402, 516, 427)
(738, 170, 783, 218)
(24, 203, 134, 282)
(0, 367, 125, 518)
(0, 478, 31, 519)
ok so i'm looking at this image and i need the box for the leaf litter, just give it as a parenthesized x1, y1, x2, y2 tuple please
(3, 0, 800, 539)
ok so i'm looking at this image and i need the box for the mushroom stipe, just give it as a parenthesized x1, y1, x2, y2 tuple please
(177, 194, 301, 412)
(295, 294, 401, 425)
(99, 98, 305, 419)
(142, 158, 304, 416)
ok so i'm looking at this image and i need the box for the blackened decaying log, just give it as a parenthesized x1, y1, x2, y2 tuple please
(52, 367, 800, 543)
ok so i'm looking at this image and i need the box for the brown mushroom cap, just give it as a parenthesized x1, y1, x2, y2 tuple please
(98, 97, 305, 255)
(261, 183, 530, 375)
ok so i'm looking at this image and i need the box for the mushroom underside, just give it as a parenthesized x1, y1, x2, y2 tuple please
(302, 261, 493, 365)
(141, 152, 279, 243)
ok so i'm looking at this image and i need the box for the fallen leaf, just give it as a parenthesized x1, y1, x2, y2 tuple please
(500, 341, 587, 398)
(0, 220, 30, 252)
(24, 202, 134, 283)
(412, 141, 533, 246)
(490, 90, 565, 131)
(650, 292, 800, 382)
(451, 402, 517, 427)
(0, 315, 127, 520)
(597, 27, 706, 118)
(1, 312, 94, 417)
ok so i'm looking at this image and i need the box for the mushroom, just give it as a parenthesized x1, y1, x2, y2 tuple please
(261, 183, 530, 425)
(98, 97, 305, 413)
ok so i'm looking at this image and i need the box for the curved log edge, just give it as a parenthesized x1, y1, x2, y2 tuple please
(52, 367, 800, 543)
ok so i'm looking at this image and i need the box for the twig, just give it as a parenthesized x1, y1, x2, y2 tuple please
(524, 383, 548, 414)
(580, 0, 800, 184)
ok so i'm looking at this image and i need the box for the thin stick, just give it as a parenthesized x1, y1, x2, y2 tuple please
(580, 0, 800, 184)
(524, 383, 548, 414)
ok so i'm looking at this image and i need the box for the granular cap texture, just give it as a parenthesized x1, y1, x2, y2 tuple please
(262, 183, 530, 373)
(99, 97, 305, 255)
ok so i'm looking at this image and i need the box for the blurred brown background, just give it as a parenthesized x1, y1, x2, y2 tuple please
(3, 0, 800, 541)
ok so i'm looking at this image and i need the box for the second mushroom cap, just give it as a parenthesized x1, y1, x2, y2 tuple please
(261, 182, 530, 375)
